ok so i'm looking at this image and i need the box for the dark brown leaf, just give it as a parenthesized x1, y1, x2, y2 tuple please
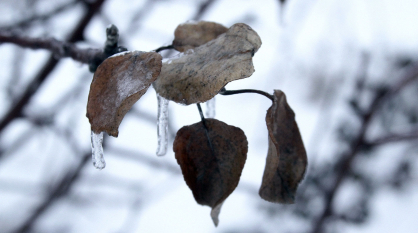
(173, 119, 248, 226)
(259, 90, 307, 204)
(172, 21, 228, 52)
(153, 23, 262, 105)
(87, 51, 162, 137)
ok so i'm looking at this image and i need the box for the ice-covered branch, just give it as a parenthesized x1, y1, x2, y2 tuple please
(0, 31, 102, 64)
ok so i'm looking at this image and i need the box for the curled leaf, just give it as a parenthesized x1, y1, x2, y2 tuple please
(87, 51, 162, 137)
(172, 21, 228, 52)
(173, 119, 248, 226)
(154, 23, 262, 105)
(259, 90, 307, 204)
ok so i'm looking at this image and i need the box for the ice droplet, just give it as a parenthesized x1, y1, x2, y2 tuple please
(206, 97, 216, 118)
(156, 94, 169, 156)
(91, 131, 106, 169)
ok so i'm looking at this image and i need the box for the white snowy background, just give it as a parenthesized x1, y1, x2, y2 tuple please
(0, 0, 418, 232)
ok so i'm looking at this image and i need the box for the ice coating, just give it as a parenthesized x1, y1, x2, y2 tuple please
(109, 50, 131, 58)
(156, 94, 169, 156)
(91, 131, 105, 169)
(206, 97, 216, 118)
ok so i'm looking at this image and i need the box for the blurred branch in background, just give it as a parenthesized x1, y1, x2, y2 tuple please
(311, 62, 418, 233)
(0, 0, 81, 31)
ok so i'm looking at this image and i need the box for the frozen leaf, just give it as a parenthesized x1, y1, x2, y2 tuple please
(154, 23, 262, 105)
(259, 90, 307, 204)
(87, 51, 162, 137)
(172, 21, 228, 52)
(173, 119, 248, 226)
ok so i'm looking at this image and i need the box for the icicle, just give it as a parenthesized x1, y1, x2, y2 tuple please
(156, 94, 169, 156)
(91, 131, 106, 170)
(206, 97, 216, 118)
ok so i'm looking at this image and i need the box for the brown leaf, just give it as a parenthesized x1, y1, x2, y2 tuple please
(153, 23, 262, 105)
(172, 21, 228, 52)
(259, 90, 307, 204)
(87, 51, 162, 137)
(173, 119, 248, 226)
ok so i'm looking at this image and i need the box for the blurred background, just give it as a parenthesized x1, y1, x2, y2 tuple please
(0, 0, 418, 232)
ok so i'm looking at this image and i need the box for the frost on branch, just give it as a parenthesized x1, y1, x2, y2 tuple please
(153, 23, 262, 105)
(172, 21, 228, 52)
(87, 51, 162, 137)
(173, 119, 248, 226)
(259, 90, 307, 203)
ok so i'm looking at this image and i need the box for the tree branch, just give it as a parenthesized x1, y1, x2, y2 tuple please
(11, 153, 91, 233)
(367, 130, 418, 146)
(311, 63, 418, 233)
(0, 32, 102, 64)
(7, 1, 107, 232)
(0, 0, 107, 134)
(0, 0, 80, 30)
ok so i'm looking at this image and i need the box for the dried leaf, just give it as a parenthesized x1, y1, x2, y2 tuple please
(87, 51, 162, 137)
(172, 21, 228, 52)
(259, 90, 307, 204)
(173, 119, 248, 226)
(154, 23, 262, 105)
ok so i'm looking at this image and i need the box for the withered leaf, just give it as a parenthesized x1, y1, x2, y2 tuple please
(87, 51, 162, 137)
(173, 119, 248, 226)
(259, 90, 307, 204)
(153, 23, 262, 105)
(172, 21, 228, 52)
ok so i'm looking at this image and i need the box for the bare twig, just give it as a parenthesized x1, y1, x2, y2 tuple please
(0, 32, 102, 64)
(154, 44, 174, 53)
(367, 130, 418, 146)
(219, 87, 274, 101)
(107, 146, 180, 174)
(0, 0, 80, 30)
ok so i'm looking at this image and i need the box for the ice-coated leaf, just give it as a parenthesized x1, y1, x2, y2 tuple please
(259, 90, 307, 204)
(154, 23, 262, 105)
(173, 119, 248, 226)
(87, 51, 162, 137)
(172, 21, 228, 52)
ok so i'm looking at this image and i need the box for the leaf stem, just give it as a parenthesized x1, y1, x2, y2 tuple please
(154, 45, 174, 53)
(197, 103, 214, 154)
(218, 87, 274, 101)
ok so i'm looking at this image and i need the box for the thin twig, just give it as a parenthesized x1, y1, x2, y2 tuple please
(197, 103, 215, 154)
(0, 32, 103, 64)
(367, 130, 418, 146)
(154, 45, 174, 53)
(0, 0, 80, 30)
(219, 87, 274, 101)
